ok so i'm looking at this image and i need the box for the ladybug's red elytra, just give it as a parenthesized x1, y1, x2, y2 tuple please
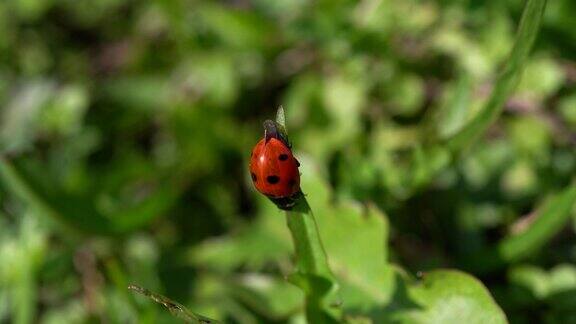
(249, 120, 301, 210)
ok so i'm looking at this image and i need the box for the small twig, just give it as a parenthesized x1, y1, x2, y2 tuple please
(128, 284, 219, 323)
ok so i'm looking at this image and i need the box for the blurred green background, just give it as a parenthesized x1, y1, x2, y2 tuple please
(0, 0, 575, 323)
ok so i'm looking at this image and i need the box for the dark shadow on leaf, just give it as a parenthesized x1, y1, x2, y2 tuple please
(345, 271, 422, 323)
(547, 289, 576, 312)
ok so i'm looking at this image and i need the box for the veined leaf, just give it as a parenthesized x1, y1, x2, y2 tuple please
(396, 270, 507, 324)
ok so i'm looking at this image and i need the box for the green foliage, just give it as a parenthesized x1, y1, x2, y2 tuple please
(1, 0, 575, 322)
(462, 180, 576, 274)
(445, 0, 547, 152)
(399, 270, 507, 324)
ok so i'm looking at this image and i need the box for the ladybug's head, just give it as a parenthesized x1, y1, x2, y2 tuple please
(263, 119, 291, 148)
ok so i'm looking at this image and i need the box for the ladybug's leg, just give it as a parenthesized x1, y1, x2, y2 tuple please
(268, 191, 302, 211)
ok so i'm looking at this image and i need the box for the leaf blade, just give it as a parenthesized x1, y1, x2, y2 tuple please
(445, 0, 547, 152)
(462, 179, 576, 273)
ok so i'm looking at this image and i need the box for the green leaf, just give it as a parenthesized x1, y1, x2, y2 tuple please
(309, 190, 394, 311)
(398, 270, 507, 324)
(233, 274, 304, 320)
(275, 105, 289, 144)
(0, 157, 181, 236)
(462, 179, 576, 273)
(276, 105, 286, 130)
(294, 157, 395, 319)
(508, 264, 576, 311)
(402, 0, 548, 198)
(426, 73, 473, 141)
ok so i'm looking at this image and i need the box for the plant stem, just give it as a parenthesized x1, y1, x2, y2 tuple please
(285, 197, 341, 323)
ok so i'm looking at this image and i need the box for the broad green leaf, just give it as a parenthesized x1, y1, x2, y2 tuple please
(296, 156, 395, 319)
(191, 153, 394, 321)
(397, 270, 507, 324)
(233, 274, 303, 320)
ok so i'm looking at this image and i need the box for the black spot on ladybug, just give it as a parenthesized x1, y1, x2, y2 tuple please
(279, 154, 288, 161)
(267, 175, 280, 184)
(251, 173, 257, 182)
(289, 179, 296, 187)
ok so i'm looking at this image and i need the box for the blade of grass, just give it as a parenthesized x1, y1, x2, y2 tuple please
(14, 255, 35, 324)
(128, 285, 220, 323)
(461, 179, 576, 274)
(445, 0, 547, 152)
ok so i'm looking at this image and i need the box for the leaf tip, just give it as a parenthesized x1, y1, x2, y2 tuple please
(276, 105, 286, 128)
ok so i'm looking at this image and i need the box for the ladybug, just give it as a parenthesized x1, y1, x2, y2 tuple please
(249, 120, 302, 210)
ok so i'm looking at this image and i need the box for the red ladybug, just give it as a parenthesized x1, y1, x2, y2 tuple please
(249, 120, 301, 210)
